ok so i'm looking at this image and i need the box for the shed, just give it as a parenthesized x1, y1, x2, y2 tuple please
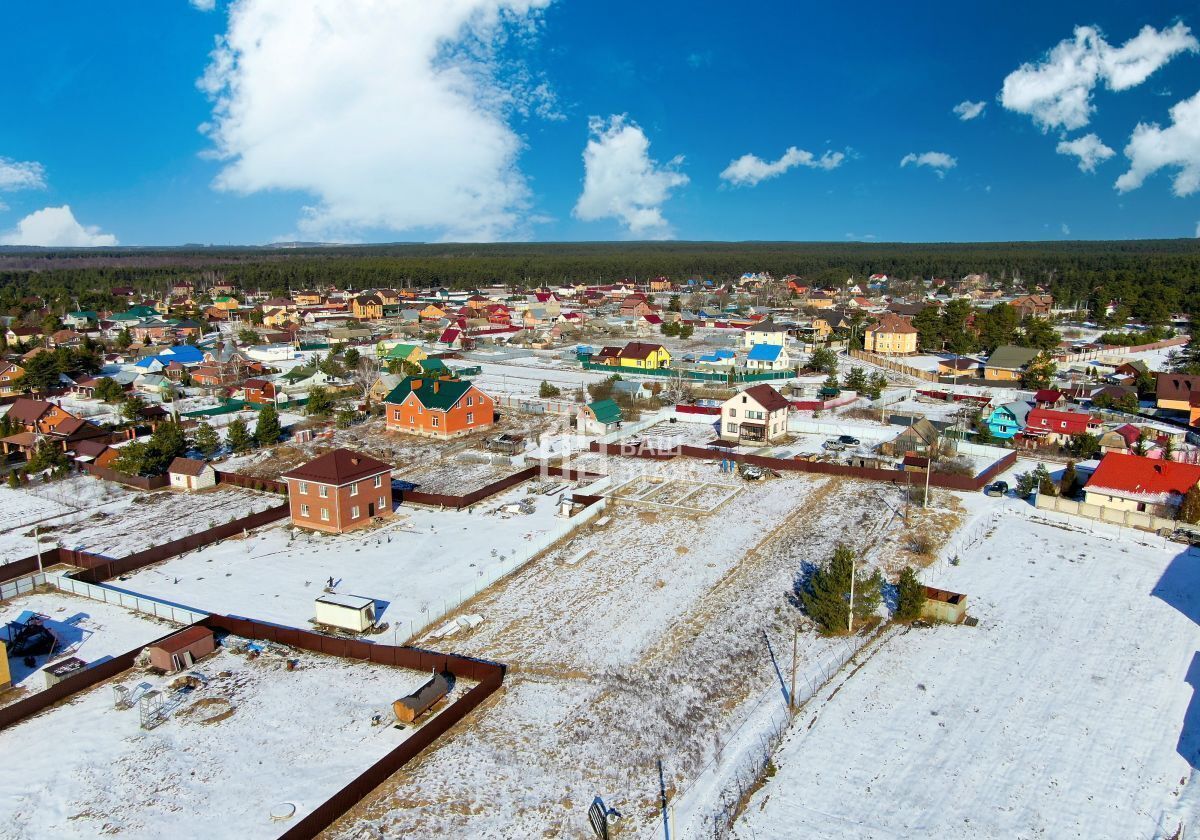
(168, 457, 217, 491)
(146, 626, 215, 673)
(43, 656, 87, 689)
(0, 640, 10, 691)
(393, 671, 451, 723)
(314, 593, 377, 632)
(921, 586, 968, 624)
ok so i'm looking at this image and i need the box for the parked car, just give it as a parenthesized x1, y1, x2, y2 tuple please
(823, 438, 846, 451)
(984, 481, 1009, 497)
(837, 435, 861, 446)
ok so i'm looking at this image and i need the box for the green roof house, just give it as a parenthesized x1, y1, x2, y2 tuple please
(578, 399, 622, 434)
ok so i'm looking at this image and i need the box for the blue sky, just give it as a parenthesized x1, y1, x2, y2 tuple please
(0, 0, 1198, 246)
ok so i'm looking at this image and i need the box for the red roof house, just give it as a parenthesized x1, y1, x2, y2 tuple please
(1084, 452, 1200, 514)
(1024, 408, 1100, 442)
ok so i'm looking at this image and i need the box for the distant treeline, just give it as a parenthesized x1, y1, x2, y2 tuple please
(1, 240, 1199, 318)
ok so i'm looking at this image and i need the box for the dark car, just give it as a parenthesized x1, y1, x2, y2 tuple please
(837, 435, 861, 446)
(984, 481, 1009, 497)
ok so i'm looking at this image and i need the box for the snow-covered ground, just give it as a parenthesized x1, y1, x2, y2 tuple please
(735, 503, 1200, 840)
(0, 640, 457, 839)
(0, 477, 136, 561)
(0, 590, 177, 699)
(121, 482, 580, 636)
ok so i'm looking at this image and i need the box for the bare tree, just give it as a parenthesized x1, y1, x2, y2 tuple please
(351, 355, 383, 404)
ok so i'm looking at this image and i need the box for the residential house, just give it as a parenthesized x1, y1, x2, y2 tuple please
(864, 314, 918, 355)
(746, 342, 792, 372)
(577, 399, 622, 435)
(0, 362, 24, 396)
(352, 295, 384, 320)
(613, 342, 671, 371)
(1155, 373, 1200, 423)
(986, 401, 1032, 440)
(168, 457, 217, 491)
(240, 378, 277, 405)
(1099, 423, 1144, 455)
(438, 328, 466, 350)
(937, 357, 980, 378)
(1024, 407, 1100, 444)
(743, 319, 792, 349)
(881, 418, 941, 456)
(379, 342, 428, 367)
(1010, 294, 1054, 319)
(282, 448, 393, 534)
(5, 326, 43, 345)
(383, 376, 495, 439)
(211, 295, 240, 313)
(719, 384, 791, 444)
(1083, 452, 1200, 516)
(1033, 389, 1066, 409)
(62, 311, 97, 330)
(984, 345, 1042, 382)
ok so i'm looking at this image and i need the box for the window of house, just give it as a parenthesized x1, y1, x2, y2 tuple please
(319, 485, 329, 498)
(467, 396, 473, 407)
(351, 506, 360, 519)
(432, 415, 440, 428)
(301, 504, 310, 517)
(374, 475, 383, 488)
(726, 422, 739, 433)
(299, 482, 308, 494)
(350, 482, 359, 496)
(729, 408, 737, 418)
(320, 508, 330, 521)
(379, 496, 387, 509)
(466, 413, 475, 424)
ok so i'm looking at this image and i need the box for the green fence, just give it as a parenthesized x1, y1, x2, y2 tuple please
(182, 397, 308, 417)
(579, 360, 793, 383)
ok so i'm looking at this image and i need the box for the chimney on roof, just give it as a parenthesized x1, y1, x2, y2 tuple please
(412, 378, 423, 390)
(433, 381, 440, 393)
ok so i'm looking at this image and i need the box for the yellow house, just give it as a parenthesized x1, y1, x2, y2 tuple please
(294, 291, 323, 305)
(0, 639, 9, 691)
(212, 295, 240, 312)
(352, 295, 384, 320)
(864, 314, 918, 355)
(0, 362, 26, 396)
(380, 342, 428, 365)
(616, 342, 671, 370)
(420, 303, 448, 320)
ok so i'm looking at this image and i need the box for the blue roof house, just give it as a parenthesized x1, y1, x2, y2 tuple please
(987, 401, 1031, 440)
(746, 342, 792, 372)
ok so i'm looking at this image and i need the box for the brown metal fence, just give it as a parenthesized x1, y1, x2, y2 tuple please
(215, 470, 287, 494)
(394, 464, 607, 510)
(82, 464, 170, 490)
(590, 441, 1018, 493)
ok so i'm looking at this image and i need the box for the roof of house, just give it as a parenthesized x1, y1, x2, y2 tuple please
(738, 384, 791, 413)
(149, 625, 213, 653)
(866, 313, 917, 335)
(1034, 389, 1063, 402)
(587, 399, 622, 425)
(986, 345, 1042, 370)
(619, 342, 667, 360)
(1026, 407, 1095, 433)
(419, 357, 448, 373)
(747, 343, 784, 362)
(6, 398, 53, 425)
(993, 400, 1032, 425)
(1085, 452, 1200, 504)
(383, 376, 479, 411)
(281, 448, 392, 486)
(168, 457, 212, 477)
(748, 318, 790, 334)
(1156, 373, 1200, 402)
(1105, 423, 1143, 447)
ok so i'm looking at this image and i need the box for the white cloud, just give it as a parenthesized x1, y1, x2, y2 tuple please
(899, 151, 957, 178)
(1000, 23, 1197, 132)
(1061, 222, 1071, 236)
(200, 0, 552, 242)
(189, 0, 216, 10)
(1194, 220, 1199, 237)
(953, 100, 986, 121)
(0, 157, 46, 192)
(573, 115, 688, 239)
(1116, 89, 1200, 196)
(0, 206, 117, 247)
(1055, 133, 1115, 172)
(719, 146, 843, 187)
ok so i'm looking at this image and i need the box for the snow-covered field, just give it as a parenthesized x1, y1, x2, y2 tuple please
(121, 482, 579, 636)
(735, 503, 1200, 840)
(0, 477, 135, 561)
(0, 640, 457, 839)
(0, 590, 177, 699)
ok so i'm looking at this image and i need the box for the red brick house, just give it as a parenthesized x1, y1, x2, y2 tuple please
(241, 378, 277, 405)
(282, 448, 393, 533)
(383, 377, 494, 439)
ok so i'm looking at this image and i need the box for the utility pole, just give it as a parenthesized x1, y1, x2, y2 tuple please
(35, 524, 42, 573)
(924, 452, 932, 509)
(848, 556, 855, 634)
(789, 623, 798, 711)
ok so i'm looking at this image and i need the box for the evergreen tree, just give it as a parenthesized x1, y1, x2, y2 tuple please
(18, 352, 61, 393)
(306, 385, 335, 416)
(93, 376, 125, 403)
(194, 422, 220, 459)
(822, 372, 841, 393)
(895, 566, 926, 623)
(1059, 460, 1081, 497)
(799, 545, 882, 634)
(7, 471, 19, 489)
(226, 417, 253, 453)
(1020, 353, 1056, 389)
(336, 407, 356, 429)
(115, 328, 132, 350)
(865, 372, 888, 401)
(1179, 483, 1200, 524)
(342, 347, 361, 368)
(678, 323, 694, 339)
(809, 347, 837, 374)
(121, 395, 146, 423)
(538, 380, 561, 398)
(843, 366, 868, 393)
(254, 404, 282, 447)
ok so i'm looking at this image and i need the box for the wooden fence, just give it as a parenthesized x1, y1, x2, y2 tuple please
(82, 464, 169, 490)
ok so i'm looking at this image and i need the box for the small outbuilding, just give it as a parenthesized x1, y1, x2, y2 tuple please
(393, 671, 451, 723)
(920, 586, 968, 624)
(314, 593, 377, 632)
(0, 640, 10, 691)
(145, 626, 216, 673)
(168, 457, 217, 491)
(43, 656, 87, 689)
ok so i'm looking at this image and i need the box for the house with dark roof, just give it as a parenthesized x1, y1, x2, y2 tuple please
(383, 376, 494, 439)
(281, 448, 393, 533)
(168, 457, 217, 491)
(1155, 373, 1200, 423)
(720, 384, 791, 443)
(984, 345, 1042, 382)
(864, 314, 918, 355)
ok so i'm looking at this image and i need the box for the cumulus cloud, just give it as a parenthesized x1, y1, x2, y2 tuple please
(200, 0, 553, 242)
(189, 0, 216, 10)
(1056, 133, 1115, 172)
(1116, 89, 1200, 196)
(573, 115, 688, 239)
(0, 157, 46, 192)
(900, 151, 957, 178)
(719, 146, 843, 187)
(1000, 22, 1197, 132)
(0, 206, 117, 247)
(953, 100, 986, 121)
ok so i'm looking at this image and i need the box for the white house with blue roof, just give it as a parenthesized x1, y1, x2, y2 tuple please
(746, 342, 792, 372)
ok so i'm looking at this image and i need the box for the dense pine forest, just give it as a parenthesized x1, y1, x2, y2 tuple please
(1, 239, 1199, 317)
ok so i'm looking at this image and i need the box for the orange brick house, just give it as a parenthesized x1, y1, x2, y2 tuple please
(281, 448, 393, 534)
(383, 376, 495, 439)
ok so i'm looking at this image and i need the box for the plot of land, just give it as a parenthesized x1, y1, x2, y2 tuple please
(0, 640, 456, 839)
(608, 475, 740, 512)
(735, 505, 1200, 839)
(121, 483, 581, 636)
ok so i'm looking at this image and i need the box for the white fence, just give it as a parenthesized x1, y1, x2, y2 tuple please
(0, 570, 208, 625)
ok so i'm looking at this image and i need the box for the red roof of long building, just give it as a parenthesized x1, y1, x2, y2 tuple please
(1085, 452, 1200, 503)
